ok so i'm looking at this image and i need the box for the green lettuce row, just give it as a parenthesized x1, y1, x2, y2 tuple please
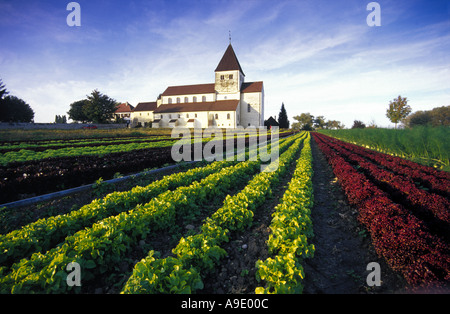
(255, 133, 315, 294)
(120, 132, 307, 294)
(0, 159, 236, 268)
(0, 134, 292, 269)
(0, 159, 263, 293)
(0, 135, 297, 294)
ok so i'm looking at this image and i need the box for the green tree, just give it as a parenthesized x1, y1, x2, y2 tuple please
(352, 120, 366, 129)
(68, 99, 89, 123)
(68, 90, 118, 123)
(292, 113, 314, 131)
(386, 95, 412, 129)
(0, 79, 8, 99)
(83, 90, 119, 124)
(0, 95, 34, 122)
(278, 103, 290, 129)
(313, 115, 326, 129)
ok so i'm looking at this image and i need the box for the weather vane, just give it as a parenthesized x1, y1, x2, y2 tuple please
(229, 30, 231, 44)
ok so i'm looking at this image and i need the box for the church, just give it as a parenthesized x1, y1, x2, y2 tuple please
(130, 44, 264, 129)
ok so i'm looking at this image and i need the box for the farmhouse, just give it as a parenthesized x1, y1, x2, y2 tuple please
(114, 102, 134, 122)
(131, 44, 264, 128)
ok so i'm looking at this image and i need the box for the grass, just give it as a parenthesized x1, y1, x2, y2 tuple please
(318, 126, 449, 171)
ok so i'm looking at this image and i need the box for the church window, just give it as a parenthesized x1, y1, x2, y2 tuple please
(248, 104, 251, 113)
(215, 113, 218, 119)
(184, 97, 189, 103)
(168, 98, 172, 104)
(186, 114, 189, 118)
(177, 97, 181, 103)
(229, 74, 233, 79)
(193, 96, 197, 102)
(202, 96, 206, 102)
(227, 113, 230, 119)
(195, 113, 197, 118)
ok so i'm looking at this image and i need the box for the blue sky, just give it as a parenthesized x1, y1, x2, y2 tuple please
(0, 0, 449, 127)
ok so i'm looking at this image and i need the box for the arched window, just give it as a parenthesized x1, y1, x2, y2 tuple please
(215, 113, 218, 119)
(247, 104, 251, 113)
(168, 98, 172, 104)
(177, 97, 181, 103)
(193, 96, 197, 102)
(202, 96, 206, 102)
(227, 113, 230, 120)
(184, 97, 189, 103)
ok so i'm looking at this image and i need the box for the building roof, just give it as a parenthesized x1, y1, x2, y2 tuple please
(241, 81, 264, 93)
(162, 83, 216, 97)
(134, 102, 158, 112)
(154, 100, 239, 113)
(265, 116, 279, 126)
(115, 102, 134, 113)
(215, 44, 245, 76)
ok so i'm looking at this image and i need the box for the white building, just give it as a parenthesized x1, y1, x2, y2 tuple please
(134, 44, 264, 129)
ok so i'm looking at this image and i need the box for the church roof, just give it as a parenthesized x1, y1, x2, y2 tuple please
(162, 83, 216, 96)
(154, 100, 239, 113)
(134, 102, 157, 112)
(215, 44, 245, 76)
(241, 81, 263, 93)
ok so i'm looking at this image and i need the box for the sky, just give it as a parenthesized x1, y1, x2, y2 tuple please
(0, 0, 449, 127)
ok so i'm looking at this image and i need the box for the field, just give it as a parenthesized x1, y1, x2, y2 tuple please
(0, 127, 448, 294)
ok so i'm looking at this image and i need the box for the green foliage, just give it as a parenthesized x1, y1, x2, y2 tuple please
(255, 133, 315, 294)
(67, 90, 118, 123)
(386, 95, 412, 128)
(318, 126, 449, 171)
(278, 103, 290, 129)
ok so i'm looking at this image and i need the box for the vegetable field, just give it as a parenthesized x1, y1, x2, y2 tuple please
(0, 128, 448, 294)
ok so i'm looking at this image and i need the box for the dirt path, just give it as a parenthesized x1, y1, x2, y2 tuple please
(302, 137, 407, 294)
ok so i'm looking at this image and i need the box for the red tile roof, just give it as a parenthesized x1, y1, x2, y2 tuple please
(241, 81, 263, 93)
(115, 102, 134, 113)
(162, 83, 215, 96)
(215, 44, 245, 75)
(153, 100, 239, 113)
(134, 102, 157, 112)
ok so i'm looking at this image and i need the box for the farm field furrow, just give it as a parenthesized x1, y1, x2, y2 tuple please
(0, 133, 301, 294)
(311, 132, 450, 289)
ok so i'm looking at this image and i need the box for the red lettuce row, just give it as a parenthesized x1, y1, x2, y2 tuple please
(322, 135, 450, 226)
(312, 132, 450, 289)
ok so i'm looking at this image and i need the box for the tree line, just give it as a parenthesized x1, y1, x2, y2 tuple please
(0, 79, 35, 123)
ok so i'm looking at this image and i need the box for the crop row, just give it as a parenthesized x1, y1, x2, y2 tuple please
(120, 133, 307, 293)
(255, 133, 314, 294)
(0, 139, 178, 166)
(0, 159, 238, 268)
(0, 134, 300, 293)
(321, 135, 450, 227)
(312, 132, 450, 288)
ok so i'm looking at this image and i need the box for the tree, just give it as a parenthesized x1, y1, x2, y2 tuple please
(68, 90, 119, 123)
(0, 79, 8, 99)
(292, 113, 314, 131)
(352, 120, 366, 129)
(68, 100, 89, 123)
(278, 103, 290, 129)
(386, 95, 412, 129)
(313, 115, 326, 129)
(0, 95, 34, 122)
(326, 120, 345, 129)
